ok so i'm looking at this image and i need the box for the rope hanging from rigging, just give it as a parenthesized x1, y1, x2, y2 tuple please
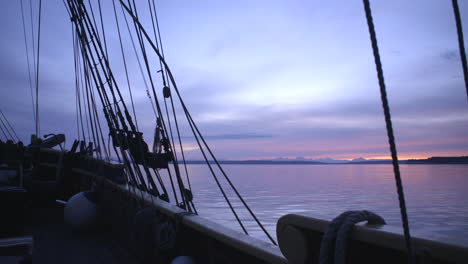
(118, 0, 277, 244)
(362, 1, 414, 263)
(123, 0, 191, 210)
(20, 0, 36, 125)
(66, 0, 276, 243)
(0, 123, 8, 141)
(66, 0, 174, 203)
(0, 113, 14, 142)
(34, 0, 43, 138)
(0, 109, 20, 142)
(451, 0, 468, 103)
(145, 0, 193, 195)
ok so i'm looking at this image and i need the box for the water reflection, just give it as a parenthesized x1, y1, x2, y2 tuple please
(159, 164, 468, 244)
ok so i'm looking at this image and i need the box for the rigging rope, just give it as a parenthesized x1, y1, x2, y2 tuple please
(72, 26, 82, 142)
(170, 98, 192, 192)
(362, 1, 414, 263)
(70, 0, 147, 200)
(69, 0, 166, 200)
(153, 168, 169, 201)
(148, 0, 193, 192)
(118, 0, 276, 243)
(84, 65, 100, 157)
(74, 32, 88, 141)
(0, 123, 7, 141)
(127, 0, 186, 209)
(111, 0, 140, 131)
(451, 0, 468, 102)
(35, 0, 42, 137)
(0, 110, 20, 142)
(185, 117, 248, 234)
(0, 113, 15, 142)
(29, 0, 38, 127)
(97, 0, 110, 74)
(125, 0, 190, 209)
(68, 0, 274, 242)
(20, 0, 36, 125)
(90, 85, 110, 159)
(118, 3, 157, 117)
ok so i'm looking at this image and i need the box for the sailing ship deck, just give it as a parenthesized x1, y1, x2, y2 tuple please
(2, 160, 468, 264)
(24, 205, 137, 264)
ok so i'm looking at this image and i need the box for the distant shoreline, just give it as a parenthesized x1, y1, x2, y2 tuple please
(183, 156, 468, 165)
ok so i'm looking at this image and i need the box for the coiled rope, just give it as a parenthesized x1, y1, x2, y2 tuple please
(320, 210, 386, 264)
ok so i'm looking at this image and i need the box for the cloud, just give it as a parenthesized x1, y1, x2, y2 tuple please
(440, 49, 459, 62)
(186, 133, 273, 140)
(1, 0, 467, 160)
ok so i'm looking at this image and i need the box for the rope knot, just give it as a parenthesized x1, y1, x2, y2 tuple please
(319, 210, 386, 264)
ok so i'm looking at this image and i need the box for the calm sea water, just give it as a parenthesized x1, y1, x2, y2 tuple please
(164, 164, 468, 244)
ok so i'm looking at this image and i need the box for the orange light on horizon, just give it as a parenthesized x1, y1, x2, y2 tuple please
(233, 153, 466, 161)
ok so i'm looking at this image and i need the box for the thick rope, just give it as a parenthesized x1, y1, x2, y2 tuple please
(452, 0, 468, 102)
(362, 1, 414, 263)
(319, 211, 386, 264)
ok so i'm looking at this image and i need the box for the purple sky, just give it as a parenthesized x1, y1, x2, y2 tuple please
(0, 0, 467, 160)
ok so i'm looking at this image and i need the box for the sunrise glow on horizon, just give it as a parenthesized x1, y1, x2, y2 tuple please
(217, 153, 467, 162)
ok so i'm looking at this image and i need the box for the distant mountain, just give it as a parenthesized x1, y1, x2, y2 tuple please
(271, 157, 292, 161)
(406, 156, 468, 164)
(272, 156, 351, 163)
(184, 156, 467, 165)
(185, 159, 324, 165)
(314, 157, 346, 164)
(350, 157, 367, 163)
(271, 157, 351, 163)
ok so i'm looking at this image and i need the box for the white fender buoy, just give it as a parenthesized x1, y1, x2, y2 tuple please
(170, 256, 195, 264)
(64, 191, 98, 231)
